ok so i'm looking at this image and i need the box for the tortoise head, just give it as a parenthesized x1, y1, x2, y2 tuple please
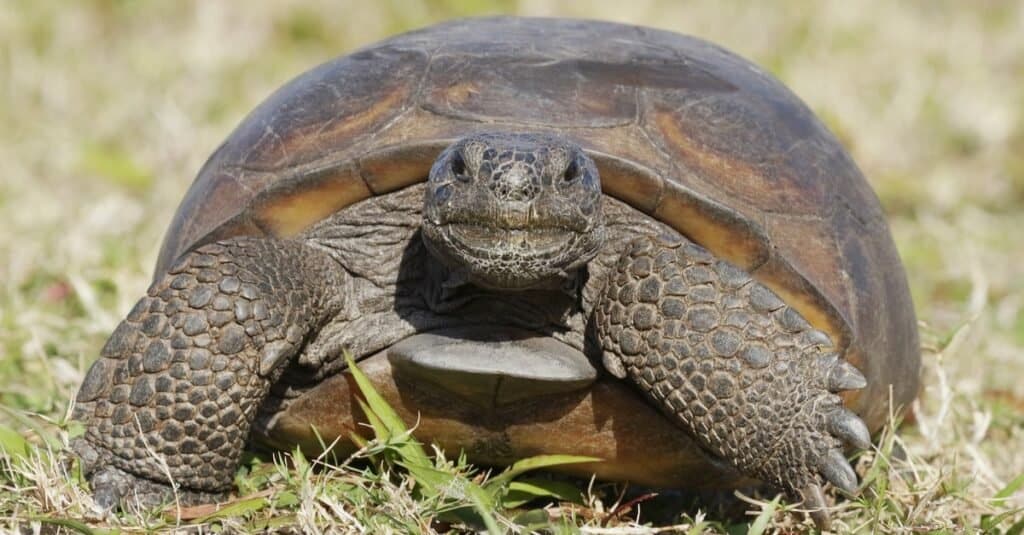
(422, 132, 605, 290)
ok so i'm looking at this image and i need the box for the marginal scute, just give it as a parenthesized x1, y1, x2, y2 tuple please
(595, 155, 664, 213)
(653, 180, 770, 273)
(251, 164, 371, 238)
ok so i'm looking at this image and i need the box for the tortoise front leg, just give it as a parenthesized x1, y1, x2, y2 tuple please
(71, 237, 344, 509)
(596, 234, 870, 529)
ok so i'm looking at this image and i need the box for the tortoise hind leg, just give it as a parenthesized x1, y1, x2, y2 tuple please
(595, 234, 870, 529)
(70, 237, 345, 509)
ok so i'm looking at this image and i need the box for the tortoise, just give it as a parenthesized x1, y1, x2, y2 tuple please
(71, 17, 920, 527)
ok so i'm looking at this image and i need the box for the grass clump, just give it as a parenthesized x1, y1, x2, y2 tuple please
(1, 1, 1022, 533)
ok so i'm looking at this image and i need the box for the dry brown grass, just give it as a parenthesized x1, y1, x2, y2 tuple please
(1, 1, 1022, 533)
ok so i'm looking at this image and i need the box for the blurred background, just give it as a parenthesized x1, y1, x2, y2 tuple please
(0, 0, 1021, 528)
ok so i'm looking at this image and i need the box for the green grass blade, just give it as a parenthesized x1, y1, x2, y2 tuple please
(994, 472, 1024, 501)
(30, 516, 105, 535)
(502, 478, 584, 508)
(1007, 517, 1024, 535)
(194, 496, 269, 523)
(355, 390, 431, 471)
(356, 398, 391, 442)
(746, 495, 780, 535)
(348, 431, 369, 450)
(686, 520, 711, 535)
(274, 491, 300, 508)
(345, 353, 430, 468)
(512, 508, 552, 529)
(0, 406, 60, 452)
(291, 445, 310, 476)
(484, 454, 600, 493)
(0, 422, 30, 462)
(261, 514, 301, 531)
(346, 351, 504, 533)
(397, 461, 501, 533)
(465, 482, 503, 535)
(397, 460, 455, 494)
(981, 507, 1024, 532)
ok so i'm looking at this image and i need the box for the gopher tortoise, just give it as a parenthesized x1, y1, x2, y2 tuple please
(71, 17, 920, 527)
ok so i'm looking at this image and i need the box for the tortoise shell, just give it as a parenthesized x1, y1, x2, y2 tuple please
(155, 17, 919, 431)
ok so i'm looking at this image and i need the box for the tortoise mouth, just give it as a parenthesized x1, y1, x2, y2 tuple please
(445, 222, 577, 258)
(421, 220, 596, 290)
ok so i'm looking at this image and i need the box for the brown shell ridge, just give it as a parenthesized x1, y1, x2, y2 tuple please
(590, 150, 768, 266)
(755, 248, 854, 351)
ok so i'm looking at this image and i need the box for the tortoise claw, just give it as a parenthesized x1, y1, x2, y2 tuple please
(828, 361, 867, 392)
(799, 483, 831, 530)
(829, 408, 871, 450)
(819, 449, 858, 494)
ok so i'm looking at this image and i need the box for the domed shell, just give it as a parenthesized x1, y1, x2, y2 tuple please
(155, 17, 919, 430)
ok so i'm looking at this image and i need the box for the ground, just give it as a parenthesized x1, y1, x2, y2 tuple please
(1, 1, 1022, 533)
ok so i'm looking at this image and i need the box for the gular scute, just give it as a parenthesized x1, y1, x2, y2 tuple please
(387, 327, 598, 407)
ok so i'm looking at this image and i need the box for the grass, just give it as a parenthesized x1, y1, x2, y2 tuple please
(1, 0, 1022, 532)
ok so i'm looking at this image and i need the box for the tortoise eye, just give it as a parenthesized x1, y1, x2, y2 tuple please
(451, 153, 467, 177)
(563, 159, 579, 182)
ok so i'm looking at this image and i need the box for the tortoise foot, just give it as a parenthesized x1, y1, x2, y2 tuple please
(72, 437, 223, 511)
(597, 234, 872, 530)
(69, 237, 347, 510)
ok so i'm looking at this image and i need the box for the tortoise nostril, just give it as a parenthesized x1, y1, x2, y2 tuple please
(564, 159, 579, 182)
(451, 153, 467, 179)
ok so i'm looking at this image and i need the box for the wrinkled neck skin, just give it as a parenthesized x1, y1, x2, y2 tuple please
(421, 132, 606, 292)
(298, 179, 666, 382)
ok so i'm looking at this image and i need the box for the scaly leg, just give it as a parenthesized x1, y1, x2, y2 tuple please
(71, 237, 344, 509)
(596, 233, 870, 528)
